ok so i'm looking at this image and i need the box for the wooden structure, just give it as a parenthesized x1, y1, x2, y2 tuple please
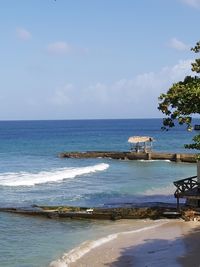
(174, 175, 200, 209)
(128, 136, 154, 153)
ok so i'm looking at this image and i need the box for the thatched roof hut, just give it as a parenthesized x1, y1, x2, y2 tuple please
(128, 136, 154, 152)
(128, 136, 154, 143)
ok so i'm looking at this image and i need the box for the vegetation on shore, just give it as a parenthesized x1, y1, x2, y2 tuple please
(158, 41, 200, 154)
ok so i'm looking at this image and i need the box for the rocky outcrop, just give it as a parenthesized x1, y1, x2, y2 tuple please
(0, 204, 182, 220)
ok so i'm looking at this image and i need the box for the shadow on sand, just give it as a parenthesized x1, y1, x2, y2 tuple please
(104, 225, 200, 267)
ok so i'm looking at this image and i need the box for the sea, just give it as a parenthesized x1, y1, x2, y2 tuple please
(0, 119, 198, 267)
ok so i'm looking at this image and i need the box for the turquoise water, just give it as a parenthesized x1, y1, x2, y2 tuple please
(0, 119, 197, 266)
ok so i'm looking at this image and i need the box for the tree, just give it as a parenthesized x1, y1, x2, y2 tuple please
(158, 41, 200, 152)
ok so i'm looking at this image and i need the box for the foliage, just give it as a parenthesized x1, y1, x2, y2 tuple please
(158, 41, 200, 151)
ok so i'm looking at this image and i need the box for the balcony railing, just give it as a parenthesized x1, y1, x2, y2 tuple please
(174, 175, 198, 197)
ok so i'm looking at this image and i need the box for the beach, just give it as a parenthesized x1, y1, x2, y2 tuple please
(50, 220, 200, 267)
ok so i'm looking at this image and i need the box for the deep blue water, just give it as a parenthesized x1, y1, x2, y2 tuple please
(0, 119, 198, 267)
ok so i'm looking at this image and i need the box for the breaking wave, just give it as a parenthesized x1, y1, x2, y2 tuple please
(49, 221, 168, 267)
(0, 163, 109, 187)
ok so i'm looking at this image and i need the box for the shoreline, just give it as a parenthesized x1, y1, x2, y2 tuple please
(49, 219, 200, 267)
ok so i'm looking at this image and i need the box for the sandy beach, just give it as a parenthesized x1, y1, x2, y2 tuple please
(50, 220, 200, 267)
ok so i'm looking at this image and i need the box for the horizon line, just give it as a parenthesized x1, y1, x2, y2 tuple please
(0, 117, 165, 122)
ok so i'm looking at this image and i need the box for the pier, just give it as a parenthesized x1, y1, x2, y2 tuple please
(59, 151, 196, 163)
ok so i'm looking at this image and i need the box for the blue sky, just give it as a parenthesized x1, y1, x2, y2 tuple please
(0, 0, 199, 120)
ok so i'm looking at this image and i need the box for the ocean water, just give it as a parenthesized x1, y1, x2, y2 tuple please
(0, 119, 198, 267)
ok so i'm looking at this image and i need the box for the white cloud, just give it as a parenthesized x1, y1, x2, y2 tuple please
(180, 0, 200, 8)
(49, 84, 74, 105)
(1, 60, 191, 120)
(168, 38, 189, 51)
(47, 41, 88, 56)
(16, 27, 32, 41)
(47, 42, 71, 55)
(49, 59, 193, 118)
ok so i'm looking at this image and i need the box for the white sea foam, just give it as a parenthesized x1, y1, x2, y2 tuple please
(143, 184, 175, 196)
(49, 220, 168, 267)
(138, 159, 171, 162)
(0, 163, 109, 187)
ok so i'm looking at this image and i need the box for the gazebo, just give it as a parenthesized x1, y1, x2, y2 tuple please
(128, 136, 154, 153)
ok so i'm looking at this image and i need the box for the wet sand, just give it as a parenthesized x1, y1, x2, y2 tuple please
(50, 220, 200, 267)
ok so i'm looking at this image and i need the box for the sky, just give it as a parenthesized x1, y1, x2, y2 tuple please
(0, 0, 200, 120)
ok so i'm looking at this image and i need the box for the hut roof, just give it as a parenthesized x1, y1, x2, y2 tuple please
(128, 136, 154, 143)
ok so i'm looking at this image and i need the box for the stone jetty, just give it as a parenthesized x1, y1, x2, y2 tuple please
(59, 151, 196, 163)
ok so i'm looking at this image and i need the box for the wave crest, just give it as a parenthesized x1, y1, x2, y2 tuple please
(0, 163, 109, 187)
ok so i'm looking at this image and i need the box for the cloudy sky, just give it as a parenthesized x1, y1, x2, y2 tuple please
(0, 0, 199, 120)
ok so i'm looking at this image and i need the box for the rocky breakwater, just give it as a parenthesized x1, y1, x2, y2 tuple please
(0, 204, 182, 220)
(59, 151, 196, 163)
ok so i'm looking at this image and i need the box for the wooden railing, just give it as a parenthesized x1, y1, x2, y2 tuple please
(174, 175, 198, 197)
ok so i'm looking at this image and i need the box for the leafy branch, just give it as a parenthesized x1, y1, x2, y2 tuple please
(158, 41, 200, 153)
